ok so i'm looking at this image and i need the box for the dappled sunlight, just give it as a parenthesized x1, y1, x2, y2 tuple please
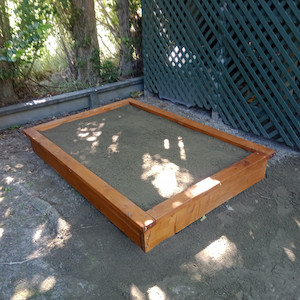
(15, 163, 24, 169)
(181, 236, 242, 279)
(0, 227, 4, 239)
(91, 140, 99, 152)
(163, 139, 170, 150)
(44, 217, 71, 250)
(107, 143, 118, 154)
(147, 285, 166, 300)
(130, 284, 167, 300)
(32, 223, 46, 243)
(0, 186, 4, 203)
(73, 121, 105, 155)
(195, 236, 241, 271)
(107, 131, 122, 156)
(78, 132, 89, 138)
(177, 136, 186, 160)
(27, 217, 71, 261)
(172, 201, 182, 208)
(11, 274, 57, 300)
(112, 133, 121, 143)
(5, 176, 14, 184)
(249, 230, 255, 239)
(86, 136, 97, 142)
(32, 99, 47, 105)
(11, 288, 33, 300)
(4, 207, 11, 218)
(294, 217, 300, 228)
(0, 184, 69, 298)
(39, 276, 56, 293)
(141, 153, 194, 198)
(184, 177, 220, 198)
(130, 284, 145, 300)
(76, 121, 105, 140)
(144, 219, 154, 227)
(24, 99, 47, 107)
(283, 247, 296, 262)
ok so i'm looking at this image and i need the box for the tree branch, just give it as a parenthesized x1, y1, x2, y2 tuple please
(96, 0, 120, 45)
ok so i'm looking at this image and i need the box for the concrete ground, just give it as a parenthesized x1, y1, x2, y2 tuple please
(0, 97, 299, 300)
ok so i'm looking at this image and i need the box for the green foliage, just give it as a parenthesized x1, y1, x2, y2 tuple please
(100, 59, 118, 83)
(69, 6, 84, 29)
(31, 42, 68, 81)
(52, 0, 72, 30)
(0, 0, 52, 79)
(0, 0, 142, 104)
(0, 66, 14, 79)
(27, 181, 34, 187)
(8, 125, 21, 130)
(104, 0, 119, 29)
(91, 48, 101, 71)
(96, 0, 142, 71)
(130, 90, 143, 98)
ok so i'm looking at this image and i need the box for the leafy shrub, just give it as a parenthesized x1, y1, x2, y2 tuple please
(100, 59, 119, 83)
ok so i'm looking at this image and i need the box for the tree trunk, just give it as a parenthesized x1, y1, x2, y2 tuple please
(57, 24, 78, 80)
(0, 0, 18, 107)
(117, 0, 133, 77)
(0, 77, 18, 107)
(70, 0, 100, 85)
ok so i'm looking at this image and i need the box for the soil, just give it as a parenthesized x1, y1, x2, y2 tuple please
(0, 97, 299, 299)
(42, 105, 249, 210)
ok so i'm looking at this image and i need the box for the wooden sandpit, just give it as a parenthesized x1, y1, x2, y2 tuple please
(24, 99, 275, 252)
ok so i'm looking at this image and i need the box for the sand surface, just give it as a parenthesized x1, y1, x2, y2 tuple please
(42, 105, 249, 210)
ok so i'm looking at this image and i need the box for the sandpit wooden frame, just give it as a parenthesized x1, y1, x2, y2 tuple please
(24, 99, 275, 252)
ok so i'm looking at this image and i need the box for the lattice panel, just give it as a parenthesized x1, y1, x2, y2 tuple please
(142, 0, 300, 148)
(142, 0, 221, 109)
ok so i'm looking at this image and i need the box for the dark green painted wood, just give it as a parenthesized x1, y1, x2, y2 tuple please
(142, 0, 300, 149)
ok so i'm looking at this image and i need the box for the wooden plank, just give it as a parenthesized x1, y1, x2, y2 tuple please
(23, 99, 274, 252)
(128, 99, 275, 157)
(24, 127, 155, 248)
(146, 152, 266, 218)
(143, 152, 268, 252)
(33, 99, 130, 131)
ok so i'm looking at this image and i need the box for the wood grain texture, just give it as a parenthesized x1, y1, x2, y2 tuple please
(143, 152, 269, 252)
(24, 99, 274, 252)
(24, 127, 155, 248)
(34, 99, 130, 131)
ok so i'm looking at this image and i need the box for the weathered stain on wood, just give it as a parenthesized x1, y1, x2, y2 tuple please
(24, 99, 274, 252)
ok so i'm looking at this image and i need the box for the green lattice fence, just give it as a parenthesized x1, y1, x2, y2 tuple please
(142, 0, 300, 149)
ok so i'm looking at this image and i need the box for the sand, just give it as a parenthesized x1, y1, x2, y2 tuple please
(42, 105, 249, 210)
